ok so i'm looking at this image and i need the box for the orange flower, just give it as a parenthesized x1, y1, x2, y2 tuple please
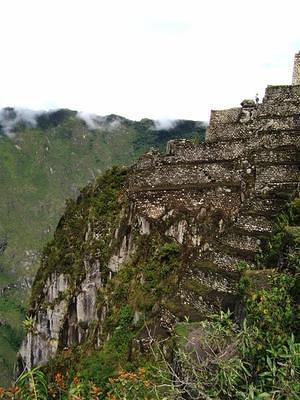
(54, 372, 66, 389)
(0, 387, 5, 398)
(107, 393, 117, 400)
(72, 376, 79, 385)
(90, 383, 101, 397)
(8, 386, 19, 394)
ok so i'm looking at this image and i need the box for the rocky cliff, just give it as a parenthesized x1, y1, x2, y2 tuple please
(19, 82, 300, 372)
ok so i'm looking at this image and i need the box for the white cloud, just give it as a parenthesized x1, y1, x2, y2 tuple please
(153, 119, 178, 131)
(76, 112, 122, 130)
(76, 112, 102, 130)
(0, 0, 299, 122)
(0, 108, 39, 135)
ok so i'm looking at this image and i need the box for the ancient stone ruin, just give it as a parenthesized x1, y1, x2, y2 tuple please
(292, 51, 300, 85)
(128, 85, 299, 270)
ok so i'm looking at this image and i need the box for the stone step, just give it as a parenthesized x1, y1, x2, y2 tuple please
(233, 215, 273, 235)
(256, 182, 299, 197)
(255, 165, 299, 192)
(241, 196, 286, 217)
(208, 252, 254, 271)
(253, 147, 300, 165)
(220, 232, 261, 254)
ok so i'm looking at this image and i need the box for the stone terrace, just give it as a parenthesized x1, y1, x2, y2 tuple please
(127, 83, 300, 270)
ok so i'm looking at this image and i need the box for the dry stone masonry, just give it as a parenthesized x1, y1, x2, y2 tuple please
(19, 56, 300, 370)
(292, 51, 300, 85)
(128, 82, 300, 269)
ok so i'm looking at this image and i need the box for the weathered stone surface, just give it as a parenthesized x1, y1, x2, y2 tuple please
(234, 215, 272, 234)
(43, 273, 69, 303)
(20, 299, 68, 368)
(165, 220, 188, 244)
(241, 99, 256, 108)
(292, 52, 300, 85)
(77, 261, 102, 322)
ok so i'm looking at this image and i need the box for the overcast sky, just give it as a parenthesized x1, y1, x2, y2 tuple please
(0, 0, 300, 122)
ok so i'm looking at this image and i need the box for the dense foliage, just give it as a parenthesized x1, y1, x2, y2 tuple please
(30, 166, 127, 307)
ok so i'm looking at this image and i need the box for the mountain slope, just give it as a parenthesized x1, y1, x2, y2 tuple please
(0, 108, 205, 385)
(0, 110, 205, 280)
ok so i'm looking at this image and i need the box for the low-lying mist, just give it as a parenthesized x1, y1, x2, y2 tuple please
(0, 107, 204, 137)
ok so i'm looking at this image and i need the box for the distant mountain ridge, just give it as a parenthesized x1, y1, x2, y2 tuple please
(0, 107, 206, 385)
(0, 107, 205, 135)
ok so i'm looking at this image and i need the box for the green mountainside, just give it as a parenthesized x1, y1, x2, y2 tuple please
(0, 108, 205, 385)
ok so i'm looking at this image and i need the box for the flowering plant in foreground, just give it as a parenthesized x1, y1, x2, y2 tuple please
(106, 368, 155, 400)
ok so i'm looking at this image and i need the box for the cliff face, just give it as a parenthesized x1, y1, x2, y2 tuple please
(19, 84, 300, 370)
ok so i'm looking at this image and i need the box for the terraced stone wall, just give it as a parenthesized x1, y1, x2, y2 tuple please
(127, 84, 300, 270)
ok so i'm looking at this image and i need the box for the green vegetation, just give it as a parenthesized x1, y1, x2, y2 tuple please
(4, 269, 298, 399)
(43, 234, 184, 397)
(31, 166, 127, 306)
(15, 367, 48, 400)
(258, 198, 299, 269)
(105, 236, 182, 314)
(173, 274, 299, 399)
(0, 289, 25, 385)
